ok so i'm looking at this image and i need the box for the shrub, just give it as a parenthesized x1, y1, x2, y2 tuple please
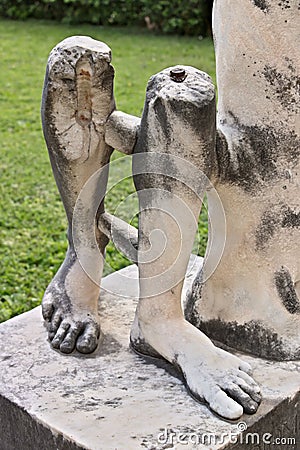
(0, 0, 213, 36)
(141, 0, 213, 36)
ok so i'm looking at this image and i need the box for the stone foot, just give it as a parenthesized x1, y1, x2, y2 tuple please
(130, 318, 261, 420)
(42, 250, 101, 354)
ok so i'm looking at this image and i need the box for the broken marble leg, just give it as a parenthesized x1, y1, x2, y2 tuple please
(130, 66, 261, 419)
(41, 36, 115, 354)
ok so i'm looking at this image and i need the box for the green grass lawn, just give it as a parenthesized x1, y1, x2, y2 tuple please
(0, 18, 215, 322)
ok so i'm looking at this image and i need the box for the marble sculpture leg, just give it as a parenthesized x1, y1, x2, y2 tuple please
(41, 36, 115, 354)
(130, 67, 261, 420)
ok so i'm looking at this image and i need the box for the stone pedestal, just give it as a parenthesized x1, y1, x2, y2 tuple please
(0, 257, 299, 450)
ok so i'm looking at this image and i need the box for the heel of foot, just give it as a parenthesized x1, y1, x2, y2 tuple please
(129, 335, 162, 359)
(130, 316, 163, 359)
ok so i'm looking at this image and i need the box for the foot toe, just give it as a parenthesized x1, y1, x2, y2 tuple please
(51, 321, 70, 349)
(48, 311, 62, 340)
(42, 298, 54, 321)
(238, 371, 261, 393)
(76, 322, 100, 354)
(60, 324, 83, 354)
(225, 383, 258, 415)
(236, 377, 262, 404)
(206, 387, 243, 420)
(238, 360, 252, 374)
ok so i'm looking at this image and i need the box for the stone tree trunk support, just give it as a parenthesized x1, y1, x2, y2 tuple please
(186, 1, 300, 360)
(130, 66, 261, 420)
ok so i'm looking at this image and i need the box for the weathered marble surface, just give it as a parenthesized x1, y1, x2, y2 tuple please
(0, 258, 299, 450)
(187, 0, 300, 361)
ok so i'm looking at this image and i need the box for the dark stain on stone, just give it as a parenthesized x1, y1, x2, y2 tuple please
(130, 341, 184, 382)
(130, 336, 162, 360)
(185, 268, 204, 324)
(256, 205, 300, 250)
(169, 97, 216, 177)
(153, 96, 172, 144)
(133, 99, 176, 198)
(285, 56, 296, 74)
(216, 112, 300, 193)
(278, 0, 291, 9)
(275, 266, 300, 315)
(215, 129, 231, 180)
(282, 207, 300, 228)
(255, 209, 279, 250)
(0, 354, 12, 362)
(190, 317, 299, 360)
(261, 64, 299, 113)
(104, 397, 122, 408)
(252, 0, 270, 12)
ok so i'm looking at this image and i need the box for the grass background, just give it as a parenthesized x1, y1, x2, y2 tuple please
(0, 19, 215, 322)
